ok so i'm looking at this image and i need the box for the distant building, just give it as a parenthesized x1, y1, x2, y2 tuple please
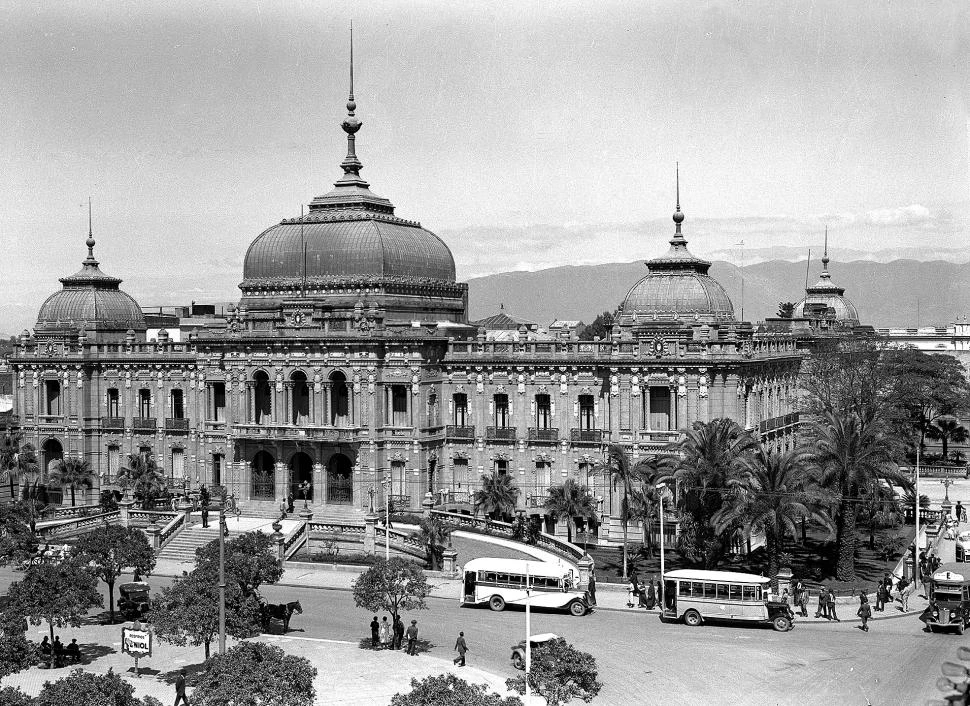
(880, 319, 970, 368)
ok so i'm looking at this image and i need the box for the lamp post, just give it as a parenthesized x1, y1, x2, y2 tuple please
(915, 446, 921, 582)
(381, 477, 391, 560)
(218, 497, 227, 655)
(525, 561, 531, 705)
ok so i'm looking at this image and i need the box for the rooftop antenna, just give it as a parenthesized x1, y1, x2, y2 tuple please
(804, 249, 812, 290)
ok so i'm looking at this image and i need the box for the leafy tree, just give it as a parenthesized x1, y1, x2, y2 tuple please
(99, 489, 120, 513)
(0, 687, 33, 706)
(352, 556, 432, 620)
(890, 350, 970, 450)
(667, 419, 759, 569)
(505, 637, 602, 706)
(711, 448, 833, 585)
(192, 641, 316, 706)
(72, 525, 156, 623)
(543, 479, 597, 543)
(596, 444, 642, 578)
(115, 453, 167, 509)
(0, 501, 36, 566)
(6, 560, 103, 667)
(776, 302, 796, 318)
(927, 416, 970, 462)
(33, 667, 164, 706)
(414, 514, 453, 570)
(149, 570, 262, 659)
(391, 674, 523, 706)
(48, 457, 96, 507)
(808, 410, 911, 580)
(194, 531, 283, 601)
(578, 310, 615, 341)
(0, 600, 35, 679)
(473, 472, 520, 521)
(0, 432, 38, 501)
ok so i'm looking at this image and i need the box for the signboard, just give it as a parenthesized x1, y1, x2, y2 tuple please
(121, 627, 153, 658)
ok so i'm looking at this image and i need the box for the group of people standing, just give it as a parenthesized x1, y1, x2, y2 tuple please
(370, 615, 420, 655)
(626, 572, 663, 610)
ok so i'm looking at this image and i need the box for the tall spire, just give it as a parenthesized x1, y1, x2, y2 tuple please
(338, 21, 365, 184)
(819, 226, 831, 281)
(673, 162, 684, 233)
(84, 197, 98, 264)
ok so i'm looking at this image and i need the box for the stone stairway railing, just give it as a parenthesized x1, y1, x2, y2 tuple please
(37, 510, 120, 538)
(147, 512, 187, 553)
(429, 509, 586, 563)
(281, 521, 308, 561)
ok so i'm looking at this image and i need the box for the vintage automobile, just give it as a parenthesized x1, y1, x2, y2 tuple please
(118, 582, 151, 621)
(920, 563, 970, 634)
(511, 633, 560, 670)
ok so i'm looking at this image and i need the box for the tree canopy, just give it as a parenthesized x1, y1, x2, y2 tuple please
(578, 310, 616, 341)
(115, 453, 167, 508)
(191, 642, 316, 706)
(0, 600, 35, 679)
(505, 637, 602, 706)
(194, 531, 283, 600)
(48, 457, 95, 507)
(352, 557, 432, 618)
(890, 349, 970, 449)
(472, 473, 520, 521)
(391, 674, 523, 706)
(0, 501, 37, 567)
(72, 525, 157, 623)
(544, 479, 597, 543)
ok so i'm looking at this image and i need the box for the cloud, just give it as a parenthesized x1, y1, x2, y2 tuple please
(864, 204, 932, 226)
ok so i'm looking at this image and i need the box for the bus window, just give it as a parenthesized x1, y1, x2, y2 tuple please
(742, 585, 757, 602)
(508, 575, 523, 588)
(716, 584, 729, 599)
(485, 572, 497, 583)
(704, 583, 716, 599)
(497, 573, 510, 586)
(679, 581, 691, 597)
(729, 585, 742, 601)
(692, 581, 704, 597)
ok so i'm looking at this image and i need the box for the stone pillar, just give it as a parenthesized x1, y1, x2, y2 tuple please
(271, 521, 285, 562)
(275, 461, 289, 506)
(442, 545, 459, 575)
(364, 513, 377, 555)
(577, 554, 594, 591)
(421, 492, 435, 518)
(554, 517, 569, 538)
(146, 522, 162, 550)
(118, 499, 135, 528)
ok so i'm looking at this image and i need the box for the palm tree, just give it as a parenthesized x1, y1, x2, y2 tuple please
(415, 514, 453, 570)
(712, 447, 834, 586)
(48, 457, 95, 506)
(668, 418, 759, 569)
(927, 416, 970, 463)
(857, 479, 904, 550)
(0, 433, 39, 502)
(596, 443, 644, 579)
(626, 455, 672, 558)
(115, 454, 167, 509)
(543, 479, 597, 544)
(808, 410, 910, 580)
(472, 473, 520, 521)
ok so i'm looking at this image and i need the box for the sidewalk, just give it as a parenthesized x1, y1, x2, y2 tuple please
(0, 621, 521, 705)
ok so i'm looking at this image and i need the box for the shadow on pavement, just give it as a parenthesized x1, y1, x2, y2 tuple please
(159, 662, 207, 685)
(356, 637, 437, 655)
(77, 642, 117, 664)
(125, 666, 160, 677)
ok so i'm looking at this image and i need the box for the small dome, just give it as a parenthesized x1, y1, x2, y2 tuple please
(794, 234, 859, 325)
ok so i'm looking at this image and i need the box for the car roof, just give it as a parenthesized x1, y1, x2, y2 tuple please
(528, 633, 560, 642)
(663, 569, 771, 584)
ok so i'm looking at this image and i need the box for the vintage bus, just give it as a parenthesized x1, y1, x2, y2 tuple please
(662, 568, 795, 631)
(461, 558, 590, 617)
(955, 532, 970, 562)
(920, 563, 970, 634)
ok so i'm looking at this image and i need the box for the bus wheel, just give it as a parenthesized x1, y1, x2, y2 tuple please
(569, 601, 587, 617)
(489, 595, 506, 612)
(683, 610, 702, 627)
(772, 615, 792, 632)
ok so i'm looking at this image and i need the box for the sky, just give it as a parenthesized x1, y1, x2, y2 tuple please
(0, 0, 966, 328)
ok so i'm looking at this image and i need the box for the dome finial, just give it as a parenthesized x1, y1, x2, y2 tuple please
(820, 226, 830, 279)
(672, 162, 685, 230)
(339, 21, 363, 180)
(84, 197, 98, 263)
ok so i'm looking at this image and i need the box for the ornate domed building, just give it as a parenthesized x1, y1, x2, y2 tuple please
(793, 230, 860, 327)
(9, 44, 804, 551)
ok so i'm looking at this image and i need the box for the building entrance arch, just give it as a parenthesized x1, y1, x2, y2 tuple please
(251, 450, 275, 500)
(326, 453, 353, 504)
(290, 452, 313, 503)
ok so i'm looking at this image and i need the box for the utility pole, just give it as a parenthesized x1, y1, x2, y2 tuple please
(218, 500, 226, 654)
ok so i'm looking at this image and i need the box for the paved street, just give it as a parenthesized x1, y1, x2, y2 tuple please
(0, 563, 956, 705)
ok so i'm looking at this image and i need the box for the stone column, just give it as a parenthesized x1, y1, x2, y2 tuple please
(313, 463, 325, 504)
(364, 513, 377, 555)
(442, 545, 459, 575)
(178, 499, 194, 527)
(577, 554, 594, 591)
(422, 492, 435, 518)
(146, 523, 162, 551)
(118, 499, 135, 528)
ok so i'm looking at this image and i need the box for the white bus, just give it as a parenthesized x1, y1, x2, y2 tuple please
(461, 558, 590, 617)
(662, 568, 795, 631)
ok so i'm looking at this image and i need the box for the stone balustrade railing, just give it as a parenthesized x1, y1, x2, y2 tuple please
(157, 513, 185, 550)
(282, 522, 309, 560)
(428, 509, 584, 563)
(43, 504, 102, 521)
(38, 510, 120, 538)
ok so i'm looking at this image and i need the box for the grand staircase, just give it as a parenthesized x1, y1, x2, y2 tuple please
(157, 524, 229, 561)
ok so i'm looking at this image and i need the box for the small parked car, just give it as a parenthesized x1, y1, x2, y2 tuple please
(511, 633, 560, 670)
(118, 581, 151, 621)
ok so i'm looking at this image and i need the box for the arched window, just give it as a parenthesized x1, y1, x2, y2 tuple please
(254, 372, 272, 425)
(251, 451, 275, 499)
(329, 372, 349, 427)
(291, 372, 310, 426)
(290, 452, 313, 501)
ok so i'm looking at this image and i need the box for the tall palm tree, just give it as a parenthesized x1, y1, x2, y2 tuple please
(712, 447, 834, 586)
(0, 433, 39, 501)
(927, 416, 970, 462)
(626, 455, 672, 558)
(596, 443, 643, 579)
(472, 472, 520, 521)
(857, 479, 904, 550)
(115, 454, 167, 509)
(808, 410, 910, 580)
(48, 457, 95, 506)
(543, 479, 597, 544)
(668, 418, 759, 569)
(415, 514, 453, 570)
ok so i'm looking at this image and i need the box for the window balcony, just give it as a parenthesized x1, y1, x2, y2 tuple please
(133, 418, 157, 432)
(527, 428, 559, 443)
(445, 425, 476, 440)
(486, 426, 516, 442)
(570, 428, 603, 444)
(166, 418, 190, 432)
(101, 417, 125, 431)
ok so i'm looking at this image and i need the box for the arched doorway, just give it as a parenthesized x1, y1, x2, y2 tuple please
(330, 372, 349, 427)
(254, 372, 272, 425)
(291, 372, 310, 426)
(251, 450, 275, 500)
(326, 453, 352, 504)
(290, 452, 313, 503)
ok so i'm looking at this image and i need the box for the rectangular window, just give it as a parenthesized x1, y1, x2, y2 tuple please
(453, 458, 468, 491)
(453, 393, 468, 426)
(391, 460, 406, 496)
(171, 448, 185, 479)
(742, 586, 757, 602)
(212, 453, 223, 486)
(494, 394, 509, 427)
(535, 394, 551, 429)
(729, 585, 742, 601)
(716, 583, 729, 599)
(391, 386, 409, 426)
(703, 583, 716, 599)
(679, 581, 691, 597)
(535, 461, 551, 495)
(106, 389, 120, 417)
(108, 445, 120, 481)
(211, 382, 226, 422)
(579, 394, 595, 430)
(649, 387, 671, 431)
(495, 459, 509, 476)
(138, 389, 151, 418)
(45, 380, 61, 416)
(170, 389, 185, 419)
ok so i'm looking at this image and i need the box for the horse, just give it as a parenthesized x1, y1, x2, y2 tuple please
(262, 600, 303, 633)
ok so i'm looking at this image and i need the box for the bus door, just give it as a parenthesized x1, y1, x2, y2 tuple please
(463, 571, 477, 602)
(663, 580, 677, 615)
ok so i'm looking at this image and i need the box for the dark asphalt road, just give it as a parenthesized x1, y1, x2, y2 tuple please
(0, 568, 955, 705)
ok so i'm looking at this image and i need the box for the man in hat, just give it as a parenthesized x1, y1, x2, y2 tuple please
(174, 668, 190, 706)
(406, 620, 419, 655)
(815, 585, 828, 619)
(454, 631, 468, 666)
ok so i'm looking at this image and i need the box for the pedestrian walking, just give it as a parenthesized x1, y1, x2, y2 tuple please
(655, 578, 664, 609)
(405, 620, 419, 655)
(453, 631, 468, 666)
(287, 492, 295, 514)
(379, 616, 392, 649)
(646, 580, 657, 610)
(957, 501, 965, 523)
(279, 497, 288, 517)
(857, 592, 871, 632)
(795, 579, 808, 617)
(638, 582, 648, 609)
(815, 585, 828, 619)
(370, 616, 379, 648)
(827, 587, 840, 621)
(898, 576, 912, 611)
(587, 571, 597, 606)
(874, 582, 886, 612)
(173, 668, 190, 706)
(393, 614, 405, 650)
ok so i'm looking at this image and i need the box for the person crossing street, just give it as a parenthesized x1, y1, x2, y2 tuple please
(453, 631, 468, 666)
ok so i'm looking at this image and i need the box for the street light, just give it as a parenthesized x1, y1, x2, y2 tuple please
(218, 497, 227, 655)
(381, 477, 391, 560)
(525, 561, 532, 705)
